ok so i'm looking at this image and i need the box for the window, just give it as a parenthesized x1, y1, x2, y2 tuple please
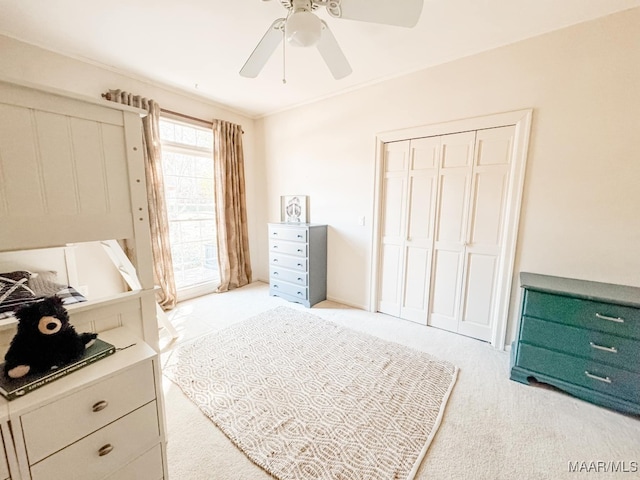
(159, 117, 217, 299)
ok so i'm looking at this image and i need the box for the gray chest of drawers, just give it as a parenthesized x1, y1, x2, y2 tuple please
(268, 223, 327, 308)
(510, 272, 640, 415)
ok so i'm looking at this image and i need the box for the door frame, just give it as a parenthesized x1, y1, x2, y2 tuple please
(370, 109, 533, 350)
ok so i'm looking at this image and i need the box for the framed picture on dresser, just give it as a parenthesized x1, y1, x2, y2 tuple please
(281, 195, 309, 223)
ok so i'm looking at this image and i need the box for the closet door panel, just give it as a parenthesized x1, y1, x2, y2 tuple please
(429, 132, 475, 333)
(458, 126, 515, 340)
(379, 244, 402, 316)
(459, 252, 498, 340)
(400, 137, 439, 323)
(377, 141, 409, 316)
(468, 169, 508, 246)
(428, 249, 463, 330)
(402, 246, 430, 321)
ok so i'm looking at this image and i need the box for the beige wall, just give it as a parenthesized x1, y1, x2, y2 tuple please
(258, 8, 640, 342)
(2, 8, 639, 345)
(0, 35, 262, 288)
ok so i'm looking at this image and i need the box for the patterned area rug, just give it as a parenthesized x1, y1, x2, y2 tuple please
(165, 306, 458, 480)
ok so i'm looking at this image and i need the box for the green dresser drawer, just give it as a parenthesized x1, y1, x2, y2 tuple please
(523, 290, 640, 340)
(517, 343, 640, 403)
(519, 316, 640, 373)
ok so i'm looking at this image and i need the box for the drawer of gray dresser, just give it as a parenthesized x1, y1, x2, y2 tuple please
(269, 226, 307, 242)
(269, 240, 308, 257)
(269, 253, 307, 271)
(270, 281, 308, 300)
(270, 267, 308, 286)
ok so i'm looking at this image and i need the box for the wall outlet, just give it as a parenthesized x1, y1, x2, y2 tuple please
(358, 216, 365, 226)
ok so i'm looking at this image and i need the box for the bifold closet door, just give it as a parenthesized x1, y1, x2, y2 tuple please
(377, 138, 439, 323)
(428, 131, 476, 332)
(457, 126, 515, 340)
(428, 126, 515, 341)
(377, 140, 409, 317)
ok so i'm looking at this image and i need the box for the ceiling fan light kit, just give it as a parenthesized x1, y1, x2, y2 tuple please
(286, 10, 323, 47)
(240, 0, 424, 80)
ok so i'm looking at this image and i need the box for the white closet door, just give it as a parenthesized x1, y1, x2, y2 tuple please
(428, 131, 476, 332)
(458, 126, 515, 341)
(377, 141, 409, 317)
(400, 137, 440, 323)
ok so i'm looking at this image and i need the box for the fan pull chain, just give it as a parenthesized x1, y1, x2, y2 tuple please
(282, 24, 287, 84)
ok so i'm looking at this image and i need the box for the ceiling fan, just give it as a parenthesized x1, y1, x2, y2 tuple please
(239, 0, 424, 80)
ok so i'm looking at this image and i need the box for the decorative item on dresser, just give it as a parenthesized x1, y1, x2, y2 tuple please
(510, 272, 640, 415)
(268, 223, 327, 308)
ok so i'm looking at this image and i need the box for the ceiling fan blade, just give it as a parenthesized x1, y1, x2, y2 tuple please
(331, 0, 424, 28)
(316, 21, 352, 80)
(239, 18, 285, 78)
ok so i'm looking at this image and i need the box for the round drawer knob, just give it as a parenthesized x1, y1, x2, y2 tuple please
(98, 444, 114, 457)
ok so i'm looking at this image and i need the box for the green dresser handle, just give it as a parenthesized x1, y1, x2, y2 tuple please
(585, 371, 612, 384)
(589, 342, 618, 354)
(595, 312, 625, 323)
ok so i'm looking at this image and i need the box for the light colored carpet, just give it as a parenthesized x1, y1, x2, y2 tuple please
(164, 306, 457, 480)
(161, 282, 640, 480)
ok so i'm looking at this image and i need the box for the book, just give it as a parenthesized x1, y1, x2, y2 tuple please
(0, 338, 116, 401)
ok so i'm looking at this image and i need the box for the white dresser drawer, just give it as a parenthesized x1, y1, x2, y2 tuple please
(22, 360, 156, 464)
(269, 253, 307, 272)
(270, 266, 308, 286)
(0, 431, 8, 480)
(269, 226, 307, 242)
(269, 240, 307, 257)
(103, 443, 163, 480)
(271, 281, 308, 300)
(30, 401, 160, 480)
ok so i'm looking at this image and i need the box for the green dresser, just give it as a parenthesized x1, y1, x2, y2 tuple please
(510, 273, 640, 415)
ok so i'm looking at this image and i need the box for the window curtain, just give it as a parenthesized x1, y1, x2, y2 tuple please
(212, 119, 252, 292)
(103, 89, 177, 310)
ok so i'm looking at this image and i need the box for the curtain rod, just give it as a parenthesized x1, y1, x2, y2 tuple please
(161, 109, 244, 134)
(161, 108, 212, 128)
(101, 93, 243, 133)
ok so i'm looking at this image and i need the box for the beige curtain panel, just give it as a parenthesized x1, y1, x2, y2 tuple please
(213, 119, 252, 292)
(103, 89, 177, 310)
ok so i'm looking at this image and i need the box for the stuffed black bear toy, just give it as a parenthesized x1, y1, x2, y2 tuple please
(4, 296, 97, 379)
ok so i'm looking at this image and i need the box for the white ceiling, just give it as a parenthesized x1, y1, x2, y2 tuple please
(0, 0, 638, 118)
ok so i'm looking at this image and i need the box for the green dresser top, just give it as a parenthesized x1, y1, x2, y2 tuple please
(520, 272, 640, 308)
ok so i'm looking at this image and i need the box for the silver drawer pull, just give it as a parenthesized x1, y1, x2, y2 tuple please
(273, 245, 278, 249)
(297, 234, 303, 238)
(273, 272, 279, 275)
(589, 342, 618, 354)
(297, 249, 303, 253)
(584, 371, 612, 384)
(297, 292, 303, 296)
(595, 313, 624, 323)
(272, 232, 278, 236)
(273, 284, 279, 288)
(273, 259, 278, 262)
(92, 400, 109, 412)
(98, 444, 114, 457)
(297, 263, 303, 267)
